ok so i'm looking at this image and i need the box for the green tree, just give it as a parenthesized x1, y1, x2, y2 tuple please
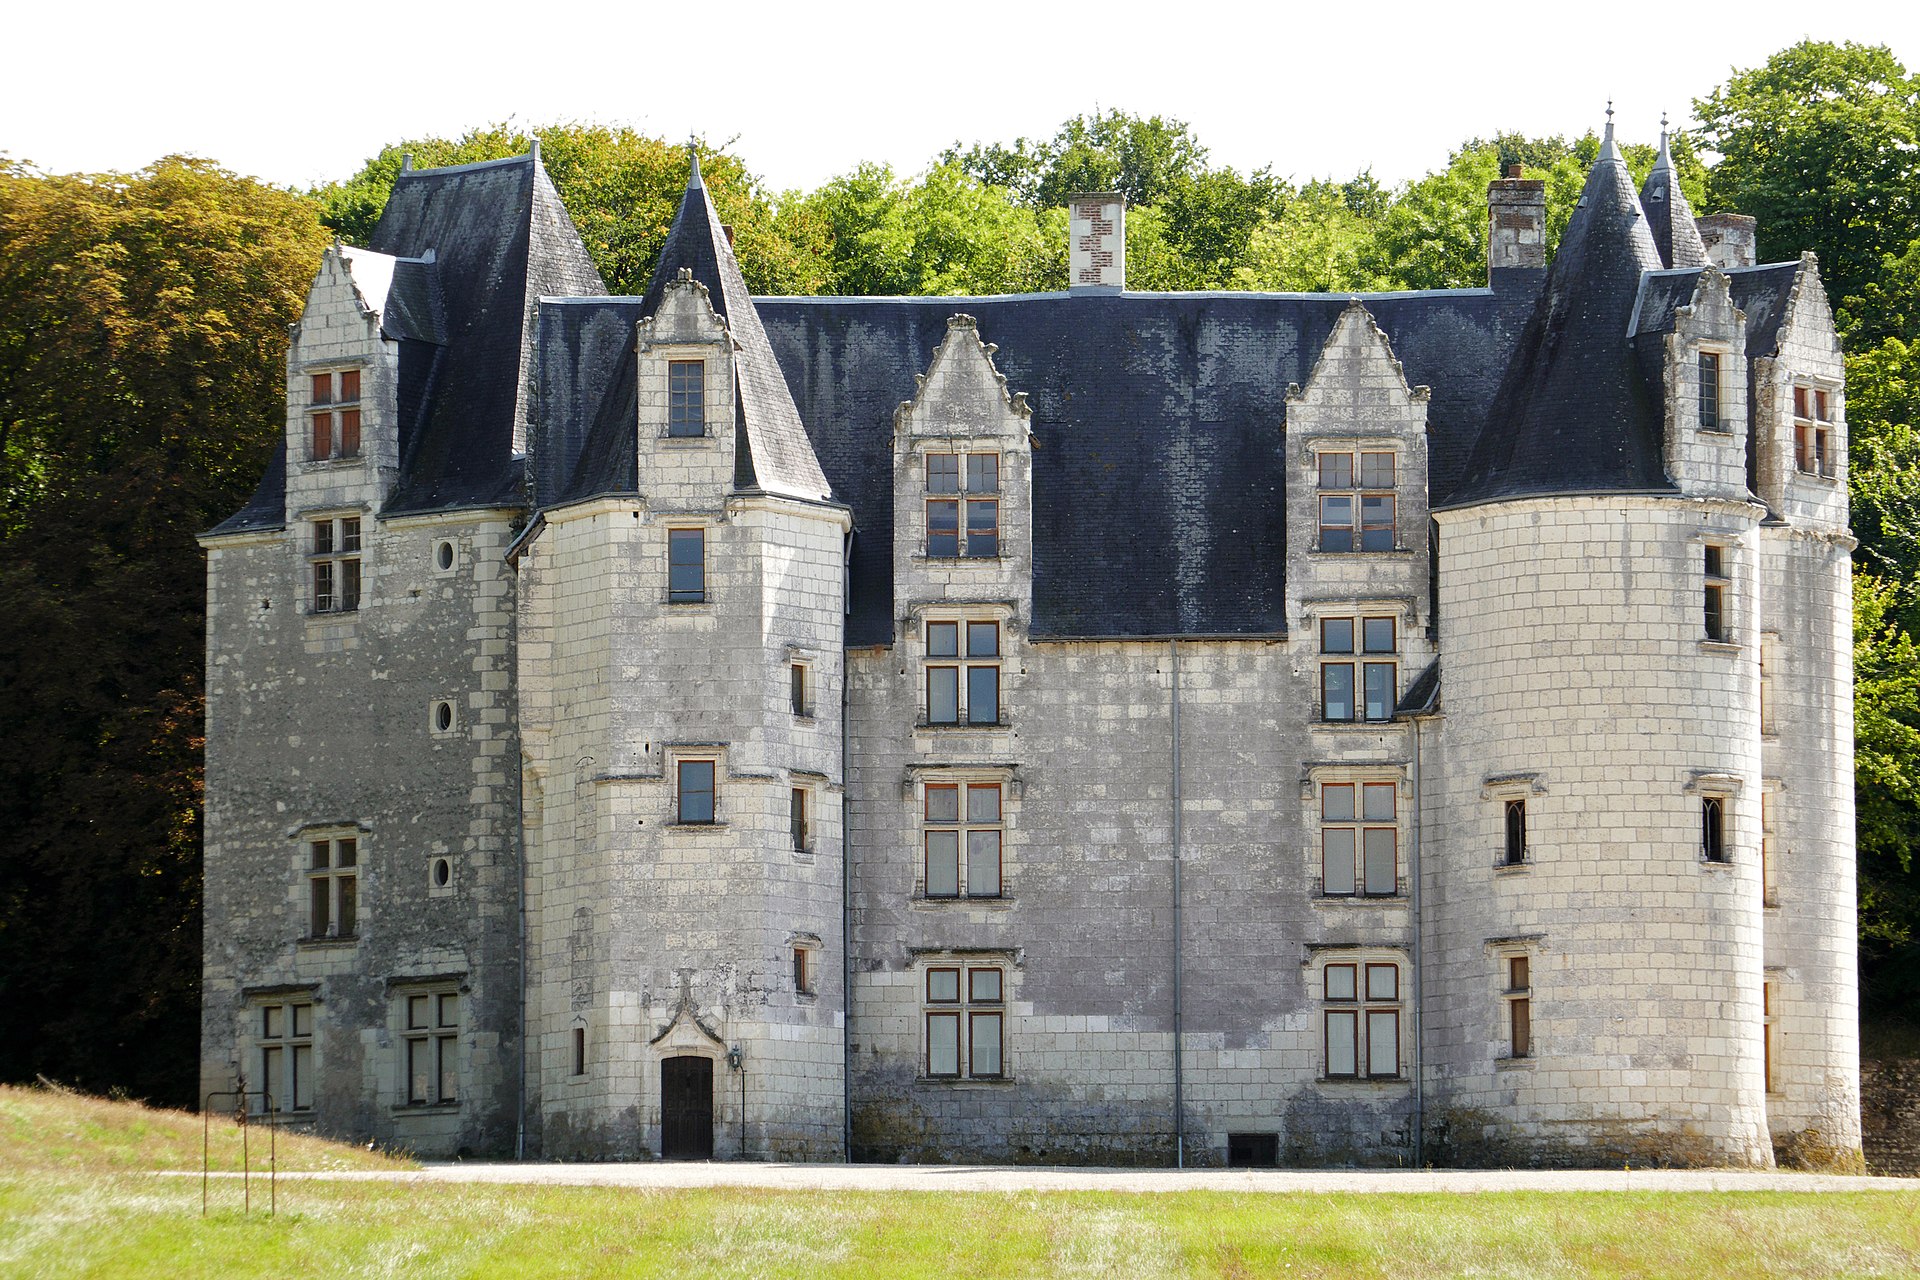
(1854, 574, 1920, 1012)
(1233, 179, 1380, 293)
(1694, 41, 1920, 321)
(0, 158, 328, 1104)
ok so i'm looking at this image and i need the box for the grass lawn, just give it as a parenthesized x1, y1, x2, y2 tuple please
(4, 1085, 1918, 1279)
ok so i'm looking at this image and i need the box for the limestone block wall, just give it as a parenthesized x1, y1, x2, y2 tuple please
(1751, 262, 1848, 533)
(1662, 269, 1750, 501)
(282, 248, 403, 521)
(1427, 495, 1771, 1167)
(200, 511, 522, 1157)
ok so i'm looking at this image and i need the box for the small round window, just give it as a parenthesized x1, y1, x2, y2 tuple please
(433, 701, 455, 732)
(434, 540, 455, 572)
(431, 857, 453, 889)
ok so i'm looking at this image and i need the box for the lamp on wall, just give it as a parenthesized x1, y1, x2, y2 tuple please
(727, 1045, 742, 1071)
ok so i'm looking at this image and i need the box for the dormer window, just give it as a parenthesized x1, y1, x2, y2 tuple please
(1793, 385, 1833, 477)
(926, 452, 999, 558)
(1317, 451, 1395, 551)
(309, 369, 361, 461)
(668, 360, 705, 437)
(1698, 352, 1724, 431)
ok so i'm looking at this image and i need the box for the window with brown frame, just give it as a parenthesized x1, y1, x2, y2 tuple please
(1763, 980, 1779, 1093)
(667, 360, 705, 437)
(1505, 955, 1532, 1059)
(307, 835, 358, 939)
(400, 989, 459, 1107)
(790, 786, 810, 853)
(1703, 544, 1730, 642)
(308, 369, 362, 461)
(1317, 450, 1396, 552)
(793, 946, 816, 996)
(310, 516, 362, 613)
(1759, 635, 1777, 735)
(254, 1000, 314, 1113)
(1698, 351, 1723, 430)
(1323, 961, 1400, 1078)
(925, 620, 1000, 726)
(1793, 385, 1833, 477)
(1319, 615, 1396, 722)
(923, 781, 1003, 898)
(923, 963, 1004, 1078)
(924, 451, 1000, 557)
(1320, 782, 1397, 897)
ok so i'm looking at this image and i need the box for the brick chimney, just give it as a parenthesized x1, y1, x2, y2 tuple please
(1488, 166, 1547, 279)
(1068, 194, 1126, 291)
(1696, 213, 1757, 270)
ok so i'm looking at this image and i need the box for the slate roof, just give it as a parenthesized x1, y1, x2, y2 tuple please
(1444, 130, 1673, 508)
(1639, 132, 1708, 270)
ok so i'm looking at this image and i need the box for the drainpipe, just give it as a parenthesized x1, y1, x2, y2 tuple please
(1170, 639, 1185, 1168)
(841, 532, 854, 1162)
(513, 569, 530, 1162)
(1409, 713, 1426, 1167)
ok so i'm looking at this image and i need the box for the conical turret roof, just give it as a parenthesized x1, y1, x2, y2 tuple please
(1640, 122, 1707, 269)
(1444, 120, 1673, 507)
(639, 155, 831, 502)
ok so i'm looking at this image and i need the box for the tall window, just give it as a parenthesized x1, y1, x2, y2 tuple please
(1698, 352, 1723, 429)
(1505, 956, 1532, 1059)
(401, 990, 459, 1107)
(668, 528, 705, 603)
(1759, 635, 1777, 735)
(1321, 781, 1397, 897)
(310, 516, 362, 613)
(307, 835, 358, 939)
(667, 360, 705, 437)
(255, 1001, 313, 1113)
(1320, 616, 1395, 722)
(923, 781, 1003, 898)
(1317, 450, 1395, 551)
(309, 369, 361, 460)
(926, 620, 1000, 726)
(1793, 385, 1833, 477)
(924, 963, 1005, 1079)
(1763, 980, 1779, 1093)
(790, 786, 810, 853)
(1761, 788, 1779, 906)
(793, 945, 817, 996)
(677, 760, 716, 824)
(925, 452, 999, 557)
(1503, 798, 1527, 866)
(1323, 961, 1400, 1078)
(1703, 545, 1729, 642)
(1702, 795, 1728, 863)
(790, 662, 810, 717)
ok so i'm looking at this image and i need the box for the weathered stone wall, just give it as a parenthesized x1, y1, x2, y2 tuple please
(1862, 1057, 1920, 1174)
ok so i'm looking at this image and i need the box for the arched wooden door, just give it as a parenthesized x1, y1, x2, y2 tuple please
(660, 1055, 714, 1159)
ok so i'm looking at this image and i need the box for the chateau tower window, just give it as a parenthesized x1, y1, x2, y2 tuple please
(668, 528, 706, 603)
(923, 780, 1003, 898)
(926, 620, 1000, 726)
(308, 368, 361, 461)
(1317, 450, 1395, 551)
(790, 661, 811, 718)
(1504, 955, 1532, 1059)
(1793, 385, 1833, 477)
(790, 786, 811, 853)
(793, 944, 817, 996)
(1504, 798, 1528, 866)
(307, 834, 358, 939)
(1697, 351, 1724, 431)
(925, 452, 1000, 558)
(254, 1000, 313, 1113)
(1701, 795, 1728, 863)
(310, 516, 361, 613)
(1761, 784, 1781, 906)
(1323, 960, 1400, 1078)
(1702, 545, 1730, 642)
(677, 759, 717, 824)
(400, 989, 459, 1107)
(667, 360, 705, 436)
(1320, 615, 1395, 722)
(924, 961, 1006, 1079)
(1320, 781, 1397, 897)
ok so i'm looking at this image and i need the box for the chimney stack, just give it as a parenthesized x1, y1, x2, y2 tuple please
(1695, 213, 1757, 270)
(1487, 168, 1547, 277)
(1068, 194, 1126, 292)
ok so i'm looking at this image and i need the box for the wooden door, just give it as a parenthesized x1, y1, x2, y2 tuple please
(660, 1055, 714, 1160)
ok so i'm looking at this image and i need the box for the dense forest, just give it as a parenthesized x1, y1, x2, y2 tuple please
(2, 40, 1916, 1106)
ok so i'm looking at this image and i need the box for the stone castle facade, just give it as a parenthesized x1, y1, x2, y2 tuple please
(200, 127, 1860, 1168)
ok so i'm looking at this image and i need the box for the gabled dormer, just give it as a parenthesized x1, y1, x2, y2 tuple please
(1745, 254, 1847, 533)
(635, 269, 740, 510)
(1649, 266, 1750, 500)
(891, 315, 1036, 621)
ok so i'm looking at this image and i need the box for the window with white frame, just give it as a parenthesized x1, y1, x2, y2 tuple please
(306, 834, 358, 939)
(399, 988, 459, 1107)
(1793, 384, 1834, 477)
(925, 451, 999, 558)
(1319, 615, 1396, 722)
(309, 516, 362, 613)
(1317, 450, 1396, 551)
(1323, 960, 1400, 1079)
(923, 961, 1005, 1079)
(1319, 780, 1397, 897)
(253, 999, 314, 1113)
(925, 619, 1001, 726)
(923, 779, 1003, 898)
(308, 368, 361, 461)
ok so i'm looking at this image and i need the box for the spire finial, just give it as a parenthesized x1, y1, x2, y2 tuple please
(1654, 112, 1675, 171)
(687, 136, 703, 189)
(1600, 101, 1621, 163)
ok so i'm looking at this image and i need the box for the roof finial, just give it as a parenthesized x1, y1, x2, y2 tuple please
(529, 136, 541, 165)
(687, 136, 703, 190)
(1599, 100, 1621, 163)
(1654, 112, 1674, 172)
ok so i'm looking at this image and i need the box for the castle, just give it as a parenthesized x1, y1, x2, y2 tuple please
(199, 122, 1860, 1168)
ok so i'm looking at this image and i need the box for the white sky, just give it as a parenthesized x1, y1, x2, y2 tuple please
(5, 0, 1917, 194)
